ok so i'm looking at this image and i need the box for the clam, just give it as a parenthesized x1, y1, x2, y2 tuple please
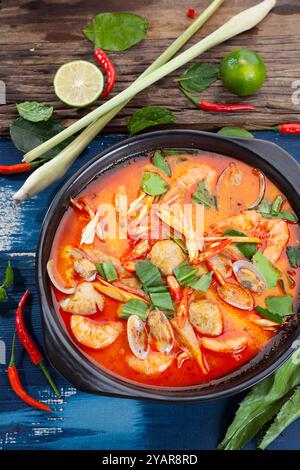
(127, 315, 149, 360)
(217, 282, 254, 310)
(147, 309, 174, 353)
(47, 259, 76, 294)
(74, 258, 97, 281)
(233, 260, 266, 293)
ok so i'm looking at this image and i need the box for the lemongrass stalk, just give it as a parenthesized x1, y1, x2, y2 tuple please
(13, 1, 224, 202)
(23, 0, 223, 166)
(24, 0, 275, 163)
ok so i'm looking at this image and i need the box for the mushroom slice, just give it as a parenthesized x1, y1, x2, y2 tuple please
(189, 300, 223, 337)
(201, 335, 248, 353)
(70, 315, 122, 349)
(60, 282, 104, 315)
(127, 315, 149, 360)
(126, 352, 173, 376)
(47, 259, 76, 294)
(147, 309, 174, 353)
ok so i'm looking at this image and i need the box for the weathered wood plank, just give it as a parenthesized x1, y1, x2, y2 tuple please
(1, 0, 300, 136)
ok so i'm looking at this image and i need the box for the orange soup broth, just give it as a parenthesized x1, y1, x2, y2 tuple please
(50, 153, 300, 388)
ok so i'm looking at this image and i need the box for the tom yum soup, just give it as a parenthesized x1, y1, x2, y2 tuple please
(48, 150, 300, 387)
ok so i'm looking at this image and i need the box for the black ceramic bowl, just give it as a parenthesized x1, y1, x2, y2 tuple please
(37, 130, 300, 402)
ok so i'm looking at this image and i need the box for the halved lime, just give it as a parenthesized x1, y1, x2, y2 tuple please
(53, 60, 104, 108)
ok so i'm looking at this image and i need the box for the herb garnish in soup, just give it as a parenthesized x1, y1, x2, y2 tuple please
(47, 151, 300, 387)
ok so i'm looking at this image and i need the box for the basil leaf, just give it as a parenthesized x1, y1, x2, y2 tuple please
(252, 252, 280, 288)
(192, 180, 215, 207)
(149, 291, 174, 311)
(256, 296, 293, 324)
(0, 287, 7, 302)
(255, 306, 286, 324)
(97, 260, 117, 282)
(136, 260, 163, 289)
(177, 62, 219, 94)
(222, 229, 257, 259)
(258, 386, 300, 450)
(266, 295, 293, 316)
(119, 298, 148, 321)
(2, 261, 14, 289)
(256, 198, 298, 223)
(128, 106, 176, 135)
(141, 171, 169, 196)
(83, 12, 148, 51)
(152, 151, 171, 176)
(218, 348, 300, 450)
(271, 196, 285, 216)
(173, 261, 198, 286)
(256, 199, 272, 213)
(189, 271, 213, 292)
(261, 211, 298, 223)
(286, 246, 300, 268)
(16, 101, 53, 122)
(10, 117, 73, 158)
(217, 127, 254, 139)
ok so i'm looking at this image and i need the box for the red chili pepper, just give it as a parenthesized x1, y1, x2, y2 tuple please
(207, 260, 226, 286)
(166, 275, 183, 303)
(194, 239, 232, 264)
(182, 90, 256, 112)
(275, 123, 300, 134)
(199, 101, 256, 112)
(187, 8, 196, 18)
(94, 49, 116, 98)
(15, 290, 61, 397)
(175, 287, 190, 328)
(8, 333, 52, 412)
(0, 159, 46, 175)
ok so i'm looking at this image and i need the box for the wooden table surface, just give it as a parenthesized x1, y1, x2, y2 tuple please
(1, 131, 300, 450)
(1, 0, 300, 135)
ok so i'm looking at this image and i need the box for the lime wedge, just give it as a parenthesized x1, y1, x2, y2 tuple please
(53, 60, 104, 108)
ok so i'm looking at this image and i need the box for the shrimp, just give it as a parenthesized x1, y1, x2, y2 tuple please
(161, 165, 217, 205)
(148, 240, 186, 275)
(126, 352, 174, 376)
(60, 282, 104, 315)
(70, 315, 122, 349)
(189, 300, 223, 337)
(211, 210, 289, 263)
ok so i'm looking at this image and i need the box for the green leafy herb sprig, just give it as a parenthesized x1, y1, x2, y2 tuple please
(0, 262, 14, 303)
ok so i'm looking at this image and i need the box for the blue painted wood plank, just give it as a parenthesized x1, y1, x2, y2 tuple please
(0, 132, 300, 450)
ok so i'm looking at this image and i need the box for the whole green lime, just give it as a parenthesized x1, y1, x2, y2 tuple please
(220, 49, 266, 97)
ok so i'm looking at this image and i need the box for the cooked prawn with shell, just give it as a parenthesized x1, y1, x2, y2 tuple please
(211, 210, 289, 264)
(126, 352, 174, 376)
(70, 315, 122, 349)
(60, 282, 104, 315)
